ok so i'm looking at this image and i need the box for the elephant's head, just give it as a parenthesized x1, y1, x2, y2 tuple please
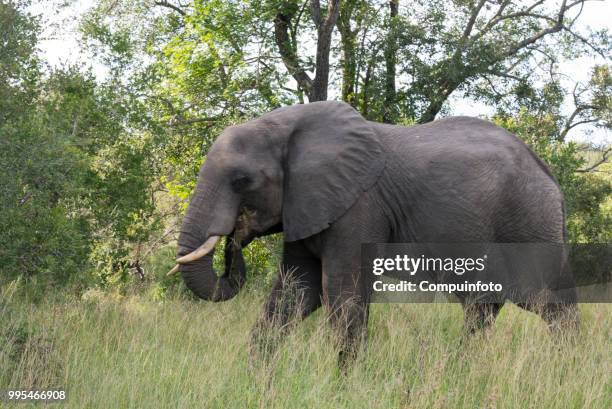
(170, 101, 386, 301)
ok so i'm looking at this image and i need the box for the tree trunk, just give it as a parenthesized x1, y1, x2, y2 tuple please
(383, 0, 399, 123)
(274, 0, 341, 102)
(309, 0, 341, 101)
(337, 2, 358, 106)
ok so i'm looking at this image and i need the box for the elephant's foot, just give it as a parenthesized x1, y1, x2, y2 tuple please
(336, 339, 365, 374)
(329, 308, 369, 374)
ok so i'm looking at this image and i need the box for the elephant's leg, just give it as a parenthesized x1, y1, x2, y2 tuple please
(249, 241, 322, 360)
(462, 302, 504, 334)
(316, 192, 388, 370)
(515, 281, 580, 333)
(320, 265, 370, 370)
(517, 302, 580, 333)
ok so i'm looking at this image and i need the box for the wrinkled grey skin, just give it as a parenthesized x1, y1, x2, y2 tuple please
(177, 101, 577, 366)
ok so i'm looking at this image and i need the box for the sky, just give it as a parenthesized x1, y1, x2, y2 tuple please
(32, 0, 611, 144)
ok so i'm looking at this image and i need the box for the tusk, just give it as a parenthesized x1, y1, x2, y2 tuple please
(167, 264, 180, 276)
(176, 235, 221, 264)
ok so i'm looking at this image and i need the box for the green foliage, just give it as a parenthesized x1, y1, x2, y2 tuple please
(589, 65, 612, 128)
(0, 0, 39, 116)
(0, 4, 90, 285)
(566, 172, 612, 242)
(1, 2, 165, 289)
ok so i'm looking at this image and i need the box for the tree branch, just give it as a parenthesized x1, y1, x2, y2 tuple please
(290, 1, 309, 50)
(561, 117, 598, 138)
(274, 6, 313, 96)
(168, 115, 221, 126)
(154, 1, 186, 16)
(576, 147, 611, 172)
(482, 74, 509, 99)
(471, 0, 542, 43)
(501, 0, 568, 58)
(460, 0, 487, 44)
(561, 26, 608, 58)
(310, 0, 321, 27)
(18, 191, 32, 207)
(559, 78, 608, 139)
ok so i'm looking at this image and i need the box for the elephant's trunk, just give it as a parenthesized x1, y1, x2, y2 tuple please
(179, 235, 246, 302)
(174, 160, 244, 300)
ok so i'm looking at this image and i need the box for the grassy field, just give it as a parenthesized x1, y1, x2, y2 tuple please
(1, 283, 610, 409)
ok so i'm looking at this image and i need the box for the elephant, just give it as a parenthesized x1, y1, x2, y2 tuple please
(168, 101, 578, 365)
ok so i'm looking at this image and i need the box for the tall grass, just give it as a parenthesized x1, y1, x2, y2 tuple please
(1, 284, 610, 409)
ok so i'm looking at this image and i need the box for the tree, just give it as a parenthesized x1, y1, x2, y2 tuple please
(0, 2, 90, 284)
(0, 1, 170, 287)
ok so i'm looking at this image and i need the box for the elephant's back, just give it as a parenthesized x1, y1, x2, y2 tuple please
(371, 116, 528, 152)
(368, 117, 565, 243)
(370, 117, 557, 185)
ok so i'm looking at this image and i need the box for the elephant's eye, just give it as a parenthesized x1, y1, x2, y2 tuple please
(231, 174, 252, 191)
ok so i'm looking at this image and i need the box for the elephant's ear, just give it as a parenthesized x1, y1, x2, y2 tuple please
(281, 101, 386, 242)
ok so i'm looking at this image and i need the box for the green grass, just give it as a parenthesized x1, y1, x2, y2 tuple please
(1, 284, 610, 409)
